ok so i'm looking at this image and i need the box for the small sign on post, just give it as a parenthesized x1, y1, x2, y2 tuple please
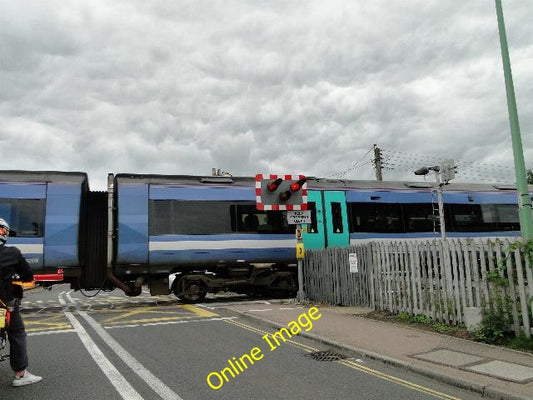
(296, 243, 305, 259)
(349, 252, 358, 273)
(286, 210, 311, 225)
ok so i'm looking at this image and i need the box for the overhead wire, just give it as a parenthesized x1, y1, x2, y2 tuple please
(326, 146, 526, 183)
(327, 146, 375, 179)
(380, 148, 519, 183)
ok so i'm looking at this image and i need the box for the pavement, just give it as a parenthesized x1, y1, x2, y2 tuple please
(220, 301, 533, 400)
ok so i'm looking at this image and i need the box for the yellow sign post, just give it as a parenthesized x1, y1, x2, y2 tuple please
(296, 243, 305, 260)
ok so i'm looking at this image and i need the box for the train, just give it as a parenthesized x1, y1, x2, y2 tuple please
(0, 170, 526, 302)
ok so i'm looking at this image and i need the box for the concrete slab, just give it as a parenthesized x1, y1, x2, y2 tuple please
(465, 360, 533, 383)
(412, 349, 486, 367)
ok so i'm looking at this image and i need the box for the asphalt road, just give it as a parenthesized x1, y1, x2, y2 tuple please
(0, 285, 484, 400)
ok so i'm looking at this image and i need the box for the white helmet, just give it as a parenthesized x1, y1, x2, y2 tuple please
(0, 218, 9, 243)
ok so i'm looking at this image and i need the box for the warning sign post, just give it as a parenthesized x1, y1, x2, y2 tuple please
(255, 173, 308, 301)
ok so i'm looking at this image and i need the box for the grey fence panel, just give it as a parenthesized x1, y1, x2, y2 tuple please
(303, 238, 532, 337)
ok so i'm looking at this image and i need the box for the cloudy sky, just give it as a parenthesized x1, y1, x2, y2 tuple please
(1, 0, 531, 190)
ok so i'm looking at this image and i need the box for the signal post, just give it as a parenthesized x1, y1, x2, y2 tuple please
(256, 174, 309, 301)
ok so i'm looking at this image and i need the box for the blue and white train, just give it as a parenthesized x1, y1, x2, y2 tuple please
(0, 170, 526, 302)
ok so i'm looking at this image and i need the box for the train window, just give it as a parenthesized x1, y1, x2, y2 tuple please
(494, 204, 519, 231)
(307, 202, 318, 233)
(349, 203, 403, 233)
(231, 204, 294, 234)
(150, 200, 232, 235)
(447, 203, 519, 232)
(0, 199, 45, 237)
(403, 204, 435, 232)
(233, 204, 262, 233)
(150, 201, 295, 235)
(448, 204, 499, 232)
(331, 202, 343, 233)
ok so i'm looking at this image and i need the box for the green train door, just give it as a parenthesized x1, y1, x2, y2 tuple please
(324, 191, 349, 248)
(302, 190, 325, 249)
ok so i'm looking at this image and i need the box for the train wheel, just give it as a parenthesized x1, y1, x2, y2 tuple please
(175, 278, 207, 303)
(267, 276, 297, 298)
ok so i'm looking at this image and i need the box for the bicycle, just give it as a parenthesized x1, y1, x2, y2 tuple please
(0, 274, 29, 363)
(0, 298, 10, 362)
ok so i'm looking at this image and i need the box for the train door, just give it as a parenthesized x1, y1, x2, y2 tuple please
(324, 191, 349, 248)
(302, 190, 325, 249)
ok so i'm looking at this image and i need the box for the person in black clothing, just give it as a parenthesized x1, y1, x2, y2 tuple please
(0, 217, 42, 387)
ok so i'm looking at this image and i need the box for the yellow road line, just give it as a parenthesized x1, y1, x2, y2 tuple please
(104, 316, 198, 326)
(98, 304, 217, 325)
(25, 314, 72, 332)
(226, 319, 461, 400)
(100, 309, 186, 324)
(339, 360, 461, 400)
(26, 324, 72, 332)
(225, 319, 318, 353)
(181, 304, 218, 318)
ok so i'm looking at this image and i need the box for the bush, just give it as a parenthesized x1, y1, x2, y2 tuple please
(473, 308, 507, 344)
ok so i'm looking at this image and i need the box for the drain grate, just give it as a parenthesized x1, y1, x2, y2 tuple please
(305, 350, 346, 362)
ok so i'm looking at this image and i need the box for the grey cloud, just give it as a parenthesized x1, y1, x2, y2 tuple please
(0, 0, 531, 190)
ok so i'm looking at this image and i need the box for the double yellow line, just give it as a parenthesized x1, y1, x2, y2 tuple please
(225, 319, 461, 400)
(225, 318, 318, 353)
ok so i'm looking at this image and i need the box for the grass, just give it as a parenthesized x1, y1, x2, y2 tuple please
(364, 310, 533, 353)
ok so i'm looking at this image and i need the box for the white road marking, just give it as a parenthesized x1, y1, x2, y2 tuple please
(248, 309, 273, 312)
(78, 311, 183, 400)
(28, 329, 76, 336)
(66, 291, 77, 303)
(64, 311, 144, 400)
(59, 290, 183, 399)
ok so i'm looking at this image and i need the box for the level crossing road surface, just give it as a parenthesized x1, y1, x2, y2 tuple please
(0, 285, 485, 400)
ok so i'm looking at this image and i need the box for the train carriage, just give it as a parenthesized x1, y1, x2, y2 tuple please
(303, 180, 522, 249)
(0, 171, 88, 283)
(112, 174, 299, 301)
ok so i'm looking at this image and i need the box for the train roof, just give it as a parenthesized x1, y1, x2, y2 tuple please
(0, 170, 88, 185)
(113, 173, 528, 193)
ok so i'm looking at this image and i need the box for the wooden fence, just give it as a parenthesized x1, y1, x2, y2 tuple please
(303, 238, 533, 338)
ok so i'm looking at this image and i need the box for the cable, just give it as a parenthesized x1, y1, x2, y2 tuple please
(380, 148, 518, 183)
(328, 146, 375, 179)
(78, 276, 113, 298)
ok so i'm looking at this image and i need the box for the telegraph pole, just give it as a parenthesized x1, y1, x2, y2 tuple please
(374, 144, 383, 181)
(495, 0, 533, 239)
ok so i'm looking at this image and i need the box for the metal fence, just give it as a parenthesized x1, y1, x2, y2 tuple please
(303, 238, 533, 338)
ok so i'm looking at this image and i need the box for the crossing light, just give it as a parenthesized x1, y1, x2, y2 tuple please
(290, 178, 307, 192)
(255, 174, 308, 210)
(279, 190, 292, 202)
(267, 178, 283, 192)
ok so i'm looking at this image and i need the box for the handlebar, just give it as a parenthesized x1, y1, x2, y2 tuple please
(10, 273, 35, 289)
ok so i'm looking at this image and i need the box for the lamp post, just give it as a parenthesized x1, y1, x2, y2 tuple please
(414, 160, 455, 240)
(495, 0, 533, 239)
